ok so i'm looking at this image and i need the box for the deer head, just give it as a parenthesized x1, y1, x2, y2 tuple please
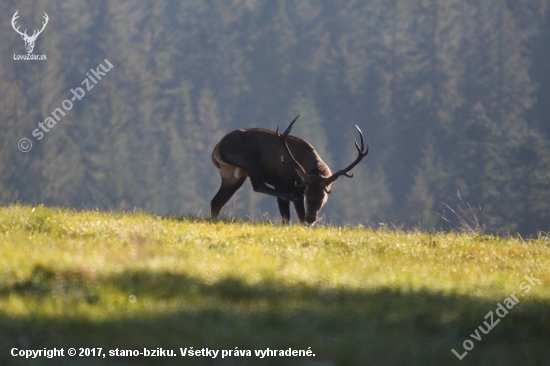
(12, 11, 49, 54)
(276, 115, 369, 225)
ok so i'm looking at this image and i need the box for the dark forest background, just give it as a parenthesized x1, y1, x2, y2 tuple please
(1, 0, 549, 235)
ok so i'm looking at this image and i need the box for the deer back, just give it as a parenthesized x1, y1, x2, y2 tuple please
(217, 128, 331, 188)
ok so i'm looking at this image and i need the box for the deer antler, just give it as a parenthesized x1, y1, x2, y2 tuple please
(30, 13, 49, 40)
(11, 11, 27, 37)
(275, 114, 309, 184)
(11, 11, 48, 40)
(321, 125, 369, 193)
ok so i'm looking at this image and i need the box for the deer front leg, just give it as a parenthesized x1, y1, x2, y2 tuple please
(277, 197, 291, 225)
(293, 197, 306, 224)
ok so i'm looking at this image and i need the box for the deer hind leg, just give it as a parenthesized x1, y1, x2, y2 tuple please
(211, 178, 245, 217)
(238, 160, 297, 202)
(211, 164, 247, 217)
(213, 137, 295, 203)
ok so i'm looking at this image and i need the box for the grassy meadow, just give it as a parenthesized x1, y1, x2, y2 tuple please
(0, 204, 549, 365)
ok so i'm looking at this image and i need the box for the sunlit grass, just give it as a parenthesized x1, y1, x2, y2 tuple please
(1, 204, 549, 365)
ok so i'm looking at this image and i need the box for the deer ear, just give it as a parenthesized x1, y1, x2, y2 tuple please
(21, 34, 26, 39)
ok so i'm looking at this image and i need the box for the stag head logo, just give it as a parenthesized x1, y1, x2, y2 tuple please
(12, 11, 49, 54)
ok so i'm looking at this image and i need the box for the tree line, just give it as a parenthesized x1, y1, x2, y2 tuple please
(1, 0, 549, 235)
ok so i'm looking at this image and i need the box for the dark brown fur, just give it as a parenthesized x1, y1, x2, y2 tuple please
(211, 118, 368, 225)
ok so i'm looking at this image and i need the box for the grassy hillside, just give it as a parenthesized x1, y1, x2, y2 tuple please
(1, 204, 549, 365)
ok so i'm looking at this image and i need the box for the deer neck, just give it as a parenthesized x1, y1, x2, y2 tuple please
(301, 150, 332, 179)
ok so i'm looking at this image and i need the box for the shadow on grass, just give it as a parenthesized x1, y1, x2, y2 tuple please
(1, 266, 550, 366)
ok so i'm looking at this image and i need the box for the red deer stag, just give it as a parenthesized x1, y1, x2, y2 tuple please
(210, 115, 369, 225)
